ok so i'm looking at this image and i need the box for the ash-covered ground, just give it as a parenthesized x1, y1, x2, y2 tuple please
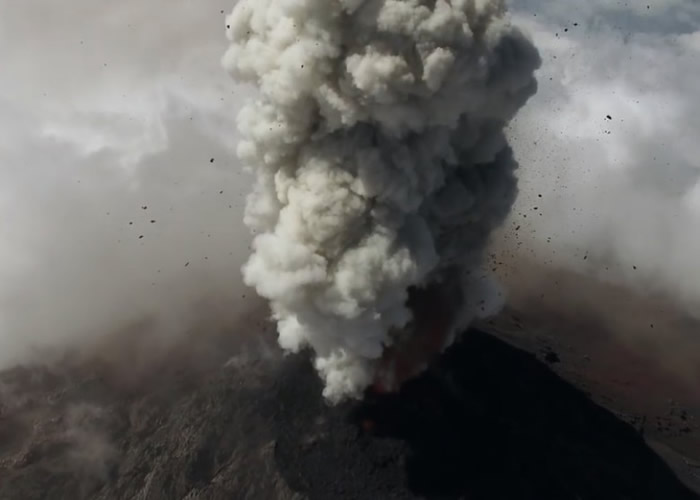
(1, 290, 698, 500)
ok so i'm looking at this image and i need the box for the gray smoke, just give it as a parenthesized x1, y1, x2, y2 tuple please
(224, 0, 541, 402)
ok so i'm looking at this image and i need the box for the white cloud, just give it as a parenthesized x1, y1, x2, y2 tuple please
(0, 0, 255, 367)
(504, 1, 700, 308)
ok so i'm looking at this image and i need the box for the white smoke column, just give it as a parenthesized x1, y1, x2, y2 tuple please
(223, 0, 541, 402)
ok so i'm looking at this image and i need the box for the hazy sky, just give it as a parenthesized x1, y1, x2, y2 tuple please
(0, 0, 697, 366)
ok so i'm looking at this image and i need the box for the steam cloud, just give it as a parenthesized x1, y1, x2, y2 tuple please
(0, 0, 256, 370)
(224, 0, 541, 402)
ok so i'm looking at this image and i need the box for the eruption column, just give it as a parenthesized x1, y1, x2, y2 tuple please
(223, 0, 541, 403)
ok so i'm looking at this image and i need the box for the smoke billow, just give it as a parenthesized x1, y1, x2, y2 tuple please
(224, 0, 541, 402)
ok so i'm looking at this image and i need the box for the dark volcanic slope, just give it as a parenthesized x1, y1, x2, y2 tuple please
(0, 329, 697, 500)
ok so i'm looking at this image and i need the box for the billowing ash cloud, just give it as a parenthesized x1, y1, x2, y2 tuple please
(223, 0, 541, 402)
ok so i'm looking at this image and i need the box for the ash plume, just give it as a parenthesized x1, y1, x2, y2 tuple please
(224, 0, 541, 402)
